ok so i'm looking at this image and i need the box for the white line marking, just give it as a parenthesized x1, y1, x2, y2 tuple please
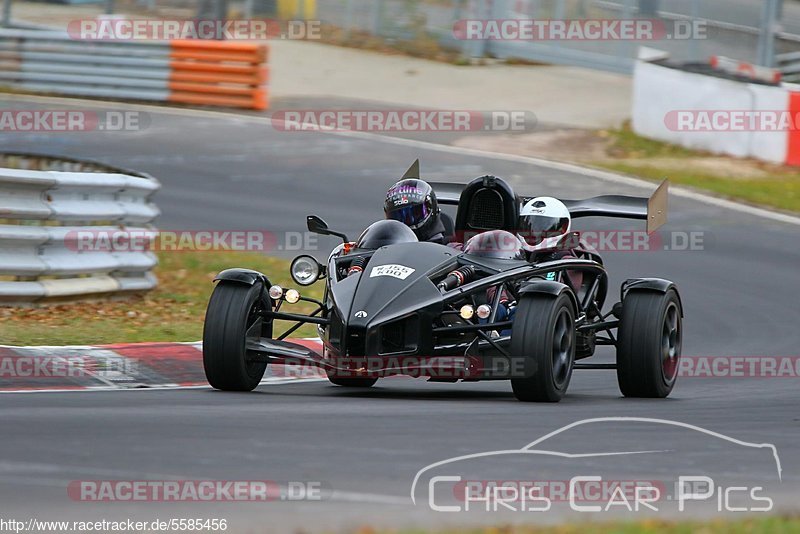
(0, 460, 188, 480)
(3, 93, 799, 227)
(328, 490, 409, 505)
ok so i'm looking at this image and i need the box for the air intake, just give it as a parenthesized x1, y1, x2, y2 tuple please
(468, 188, 505, 230)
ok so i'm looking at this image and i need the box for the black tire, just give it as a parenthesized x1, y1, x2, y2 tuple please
(326, 372, 378, 388)
(203, 282, 269, 391)
(616, 289, 682, 398)
(510, 292, 576, 402)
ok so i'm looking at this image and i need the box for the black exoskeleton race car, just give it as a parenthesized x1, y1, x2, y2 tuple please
(202, 165, 682, 402)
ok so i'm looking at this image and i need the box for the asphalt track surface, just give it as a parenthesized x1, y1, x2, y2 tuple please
(1, 96, 799, 532)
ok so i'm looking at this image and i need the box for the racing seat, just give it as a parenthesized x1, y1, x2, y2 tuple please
(454, 175, 518, 240)
(440, 212, 455, 243)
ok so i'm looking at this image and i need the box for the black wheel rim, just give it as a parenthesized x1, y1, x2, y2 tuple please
(662, 302, 681, 383)
(244, 300, 266, 378)
(552, 308, 573, 387)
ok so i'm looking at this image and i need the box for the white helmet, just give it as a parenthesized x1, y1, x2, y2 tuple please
(519, 196, 571, 250)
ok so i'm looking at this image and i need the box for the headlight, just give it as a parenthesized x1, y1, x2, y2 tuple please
(459, 305, 474, 320)
(290, 255, 321, 286)
(268, 285, 284, 300)
(476, 304, 492, 319)
(285, 289, 300, 304)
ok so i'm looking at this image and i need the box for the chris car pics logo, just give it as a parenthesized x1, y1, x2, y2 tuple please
(411, 417, 781, 514)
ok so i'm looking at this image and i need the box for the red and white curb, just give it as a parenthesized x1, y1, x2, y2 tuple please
(0, 339, 326, 393)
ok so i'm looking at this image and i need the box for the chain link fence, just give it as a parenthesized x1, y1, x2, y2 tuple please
(317, 0, 798, 73)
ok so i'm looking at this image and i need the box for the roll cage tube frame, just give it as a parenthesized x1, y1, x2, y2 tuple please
(258, 257, 616, 347)
(436, 258, 612, 335)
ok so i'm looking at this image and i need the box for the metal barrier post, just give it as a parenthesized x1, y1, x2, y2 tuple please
(688, 0, 700, 62)
(344, 0, 354, 39)
(548, 0, 565, 56)
(638, 0, 659, 16)
(618, 0, 635, 60)
(576, 0, 587, 18)
(371, 0, 385, 36)
(2, 0, 12, 27)
(468, 0, 493, 58)
(757, 0, 782, 67)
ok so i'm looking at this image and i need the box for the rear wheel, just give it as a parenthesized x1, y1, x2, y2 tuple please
(616, 289, 682, 398)
(203, 282, 270, 391)
(510, 292, 576, 402)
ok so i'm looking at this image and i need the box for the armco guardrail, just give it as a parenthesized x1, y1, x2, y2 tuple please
(777, 51, 800, 83)
(0, 153, 160, 304)
(0, 29, 268, 110)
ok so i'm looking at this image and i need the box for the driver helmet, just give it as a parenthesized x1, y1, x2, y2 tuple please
(463, 230, 525, 260)
(356, 219, 418, 250)
(518, 196, 571, 250)
(384, 179, 440, 241)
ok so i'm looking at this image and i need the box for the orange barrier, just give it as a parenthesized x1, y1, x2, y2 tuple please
(0, 30, 270, 111)
(167, 40, 269, 111)
(787, 92, 800, 166)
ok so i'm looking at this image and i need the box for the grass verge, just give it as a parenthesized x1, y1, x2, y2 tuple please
(594, 125, 800, 213)
(0, 251, 322, 346)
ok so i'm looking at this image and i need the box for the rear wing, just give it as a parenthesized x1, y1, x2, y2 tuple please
(430, 179, 669, 233)
(428, 182, 464, 205)
(559, 179, 669, 233)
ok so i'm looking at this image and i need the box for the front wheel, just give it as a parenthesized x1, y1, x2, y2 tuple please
(616, 289, 682, 398)
(510, 292, 576, 402)
(203, 281, 270, 391)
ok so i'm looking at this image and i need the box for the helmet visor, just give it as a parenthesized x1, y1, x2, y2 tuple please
(519, 215, 570, 246)
(386, 203, 431, 229)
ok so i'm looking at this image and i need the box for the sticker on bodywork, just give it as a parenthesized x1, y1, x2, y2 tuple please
(369, 264, 416, 280)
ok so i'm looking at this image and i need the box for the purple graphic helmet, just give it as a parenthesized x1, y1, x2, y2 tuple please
(383, 179, 440, 238)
